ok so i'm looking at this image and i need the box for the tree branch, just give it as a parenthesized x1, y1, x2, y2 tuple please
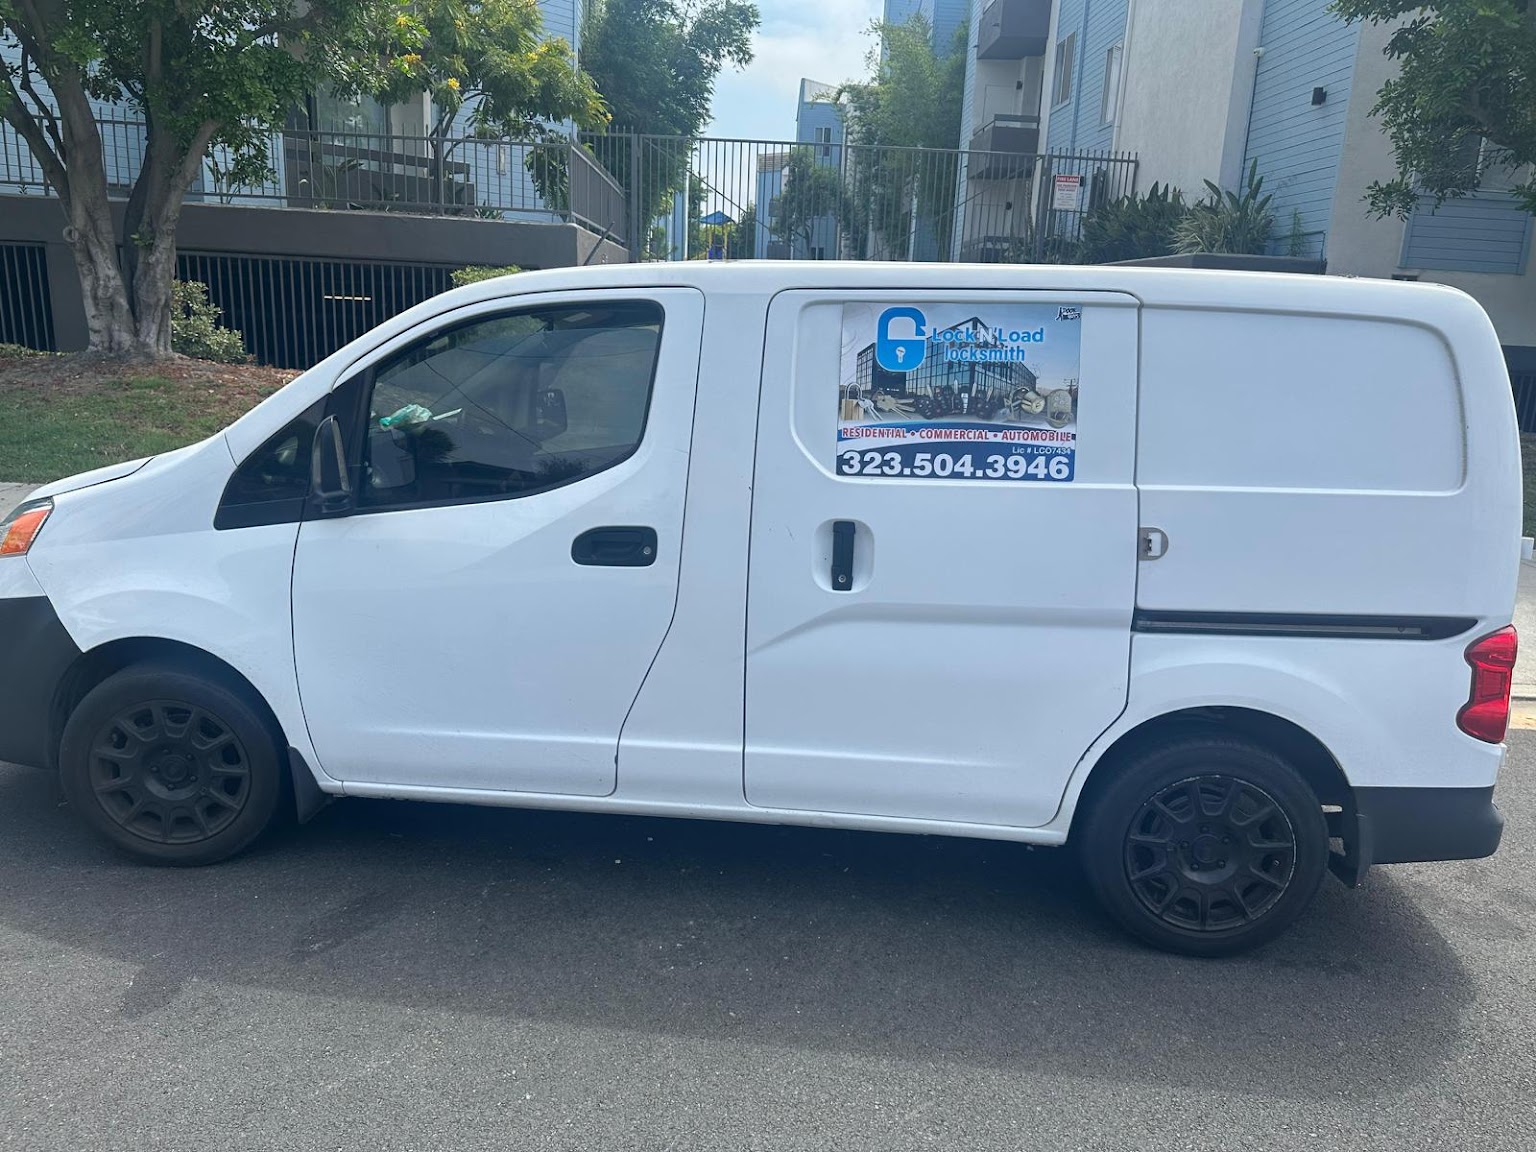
(16, 49, 64, 160)
(0, 65, 70, 206)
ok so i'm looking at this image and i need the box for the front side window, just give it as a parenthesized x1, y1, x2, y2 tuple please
(358, 300, 664, 510)
(215, 398, 326, 529)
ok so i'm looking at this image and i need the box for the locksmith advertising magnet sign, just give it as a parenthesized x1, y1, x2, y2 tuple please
(836, 302, 1082, 481)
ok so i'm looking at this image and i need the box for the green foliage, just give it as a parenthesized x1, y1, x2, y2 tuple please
(772, 148, 843, 253)
(1078, 182, 1187, 263)
(724, 204, 756, 259)
(1, 2, 376, 191)
(1333, 0, 1536, 215)
(839, 16, 968, 258)
(1174, 161, 1275, 255)
(171, 281, 247, 363)
(0, 343, 50, 359)
(1285, 209, 1308, 257)
(450, 264, 524, 287)
(366, 0, 606, 138)
(582, 0, 760, 230)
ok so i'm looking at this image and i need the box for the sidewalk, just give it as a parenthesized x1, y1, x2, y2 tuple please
(0, 483, 35, 518)
(1517, 560, 1536, 698)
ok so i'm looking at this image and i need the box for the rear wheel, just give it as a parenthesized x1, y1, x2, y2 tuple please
(59, 665, 284, 865)
(1079, 735, 1329, 956)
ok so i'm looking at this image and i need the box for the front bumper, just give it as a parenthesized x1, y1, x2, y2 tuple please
(0, 594, 81, 770)
(1332, 784, 1504, 885)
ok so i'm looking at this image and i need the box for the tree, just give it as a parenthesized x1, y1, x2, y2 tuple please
(772, 148, 842, 255)
(724, 202, 755, 258)
(582, 0, 759, 235)
(1334, 0, 1536, 215)
(0, 1, 595, 358)
(839, 16, 966, 257)
(364, 0, 605, 210)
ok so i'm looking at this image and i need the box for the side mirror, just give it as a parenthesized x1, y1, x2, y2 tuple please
(310, 415, 353, 514)
(532, 387, 568, 441)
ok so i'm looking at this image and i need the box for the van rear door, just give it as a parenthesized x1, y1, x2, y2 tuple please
(743, 290, 1140, 828)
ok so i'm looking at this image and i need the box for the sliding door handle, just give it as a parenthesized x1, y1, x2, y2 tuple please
(831, 520, 855, 591)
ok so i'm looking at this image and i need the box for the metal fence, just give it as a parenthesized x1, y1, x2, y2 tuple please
(0, 117, 629, 243)
(178, 251, 457, 370)
(0, 242, 53, 351)
(583, 132, 1138, 264)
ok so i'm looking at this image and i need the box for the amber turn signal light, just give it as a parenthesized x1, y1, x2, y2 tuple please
(0, 499, 53, 557)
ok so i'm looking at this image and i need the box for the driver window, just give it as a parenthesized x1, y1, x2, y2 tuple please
(359, 300, 664, 509)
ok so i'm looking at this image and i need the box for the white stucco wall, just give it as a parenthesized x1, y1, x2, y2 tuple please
(1113, 0, 1262, 194)
(1324, 19, 1407, 276)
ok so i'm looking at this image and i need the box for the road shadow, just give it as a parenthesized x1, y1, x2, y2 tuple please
(0, 763, 1476, 1102)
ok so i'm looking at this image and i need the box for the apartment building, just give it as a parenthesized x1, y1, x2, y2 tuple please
(755, 79, 847, 259)
(883, 0, 970, 55)
(1022, 0, 1536, 356)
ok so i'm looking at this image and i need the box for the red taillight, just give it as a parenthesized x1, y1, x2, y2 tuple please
(1457, 626, 1518, 743)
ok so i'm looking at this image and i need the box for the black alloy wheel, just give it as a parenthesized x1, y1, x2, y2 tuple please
(1079, 734, 1329, 956)
(60, 665, 285, 865)
(1123, 775, 1297, 932)
(87, 700, 253, 844)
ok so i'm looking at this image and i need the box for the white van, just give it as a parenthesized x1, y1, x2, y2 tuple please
(0, 263, 1519, 954)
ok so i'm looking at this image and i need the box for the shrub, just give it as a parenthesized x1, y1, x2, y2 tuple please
(451, 264, 523, 288)
(171, 281, 247, 363)
(1174, 160, 1275, 256)
(1078, 182, 1188, 263)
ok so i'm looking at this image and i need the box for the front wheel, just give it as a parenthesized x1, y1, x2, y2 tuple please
(1079, 735, 1329, 956)
(59, 665, 285, 865)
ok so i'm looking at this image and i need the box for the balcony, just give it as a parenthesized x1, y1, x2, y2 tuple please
(968, 115, 1041, 179)
(977, 0, 1051, 61)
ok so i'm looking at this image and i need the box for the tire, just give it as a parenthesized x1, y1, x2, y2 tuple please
(1079, 735, 1329, 957)
(58, 664, 285, 865)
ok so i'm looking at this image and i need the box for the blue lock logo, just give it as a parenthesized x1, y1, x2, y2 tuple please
(875, 306, 927, 373)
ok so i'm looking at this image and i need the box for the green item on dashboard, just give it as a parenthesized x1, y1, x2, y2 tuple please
(380, 403, 432, 430)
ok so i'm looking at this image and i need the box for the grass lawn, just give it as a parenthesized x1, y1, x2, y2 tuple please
(0, 348, 290, 483)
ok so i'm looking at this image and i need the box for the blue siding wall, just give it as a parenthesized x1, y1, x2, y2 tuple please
(930, 0, 969, 54)
(1402, 194, 1533, 274)
(952, 0, 981, 249)
(796, 100, 845, 149)
(1241, 0, 1358, 252)
(1046, 0, 1128, 154)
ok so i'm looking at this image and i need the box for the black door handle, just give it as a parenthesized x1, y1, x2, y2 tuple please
(572, 526, 658, 567)
(831, 520, 855, 591)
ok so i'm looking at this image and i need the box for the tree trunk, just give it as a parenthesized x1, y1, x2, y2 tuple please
(46, 74, 144, 355)
(119, 117, 218, 357)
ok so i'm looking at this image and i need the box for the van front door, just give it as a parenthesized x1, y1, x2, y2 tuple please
(291, 288, 704, 796)
(744, 291, 1139, 827)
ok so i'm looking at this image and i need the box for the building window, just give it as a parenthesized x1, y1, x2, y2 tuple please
(1101, 43, 1123, 126)
(814, 125, 833, 162)
(1053, 33, 1076, 107)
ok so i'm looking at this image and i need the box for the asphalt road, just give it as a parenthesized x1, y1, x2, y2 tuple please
(2, 742, 1535, 1152)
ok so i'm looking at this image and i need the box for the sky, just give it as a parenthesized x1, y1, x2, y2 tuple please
(706, 0, 884, 142)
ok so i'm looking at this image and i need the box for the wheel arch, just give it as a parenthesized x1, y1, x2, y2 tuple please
(1065, 706, 1354, 843)
(50, 637, 291, 772)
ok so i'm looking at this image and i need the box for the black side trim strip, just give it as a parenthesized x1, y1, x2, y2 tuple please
(1132, 610, 1477, 641)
